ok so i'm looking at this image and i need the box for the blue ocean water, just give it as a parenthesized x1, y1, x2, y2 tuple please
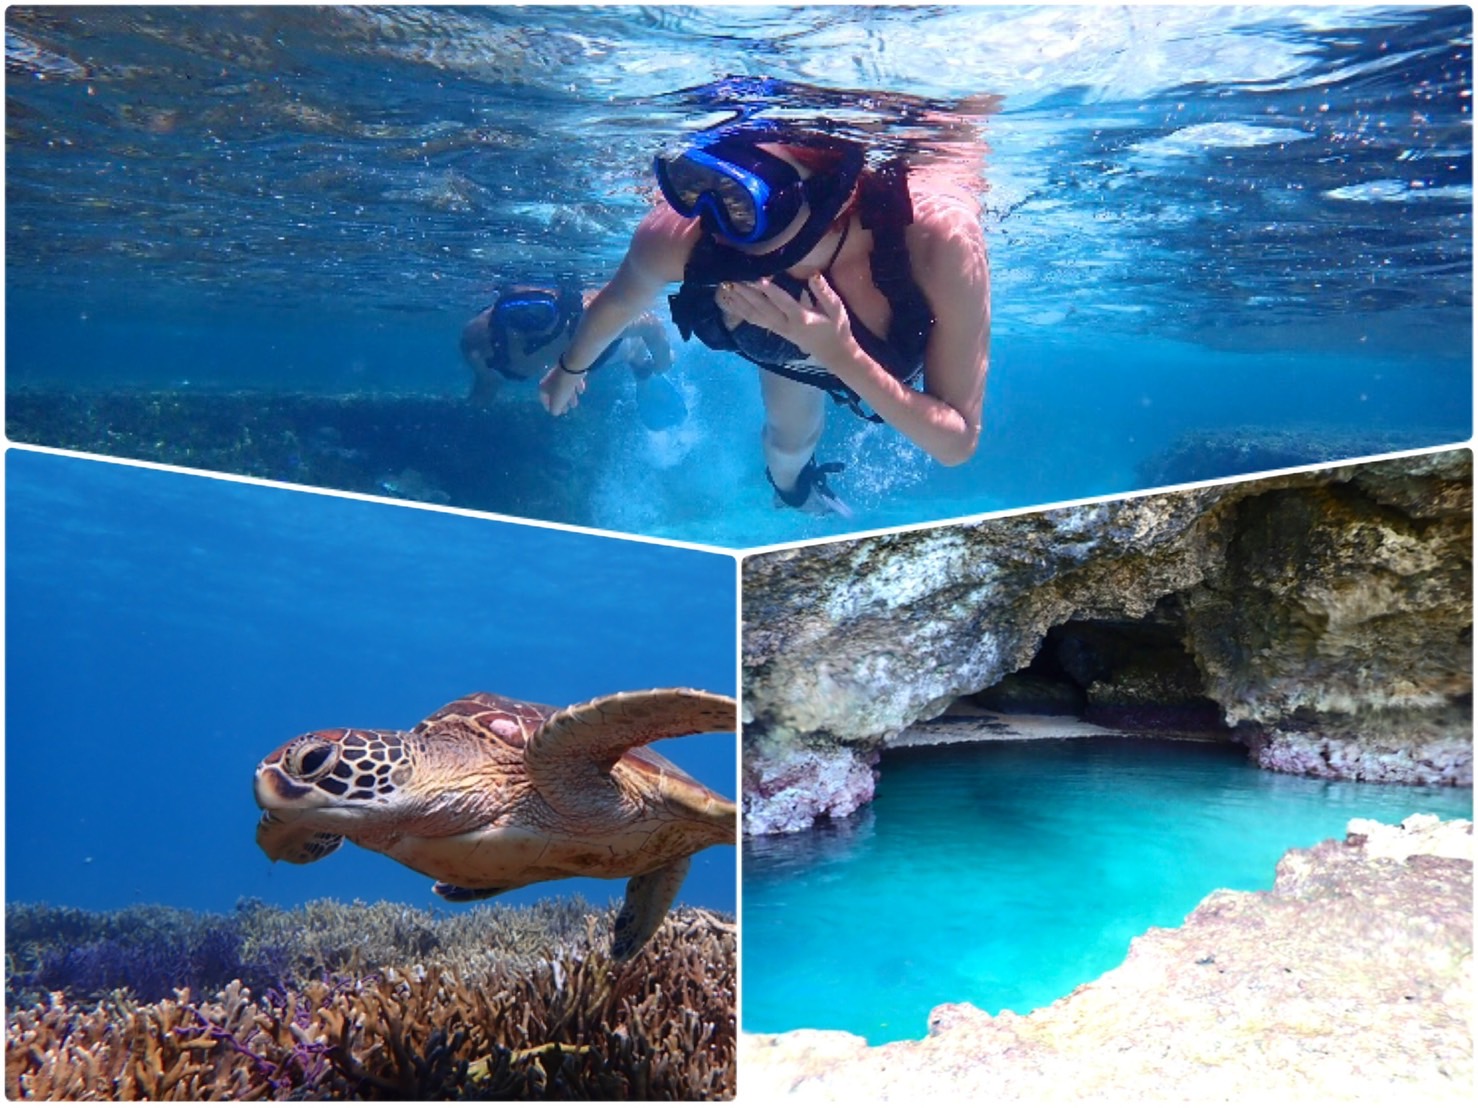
(741, 738, 1474, 1045)
(4, 6, 1471, 548)
(4, 448, 737, 916)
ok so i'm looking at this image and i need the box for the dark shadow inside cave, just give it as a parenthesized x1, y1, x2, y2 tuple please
(968, 597, 1236, 740)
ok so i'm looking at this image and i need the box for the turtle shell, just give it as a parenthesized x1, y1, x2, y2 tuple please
(416, 689, 731, 799)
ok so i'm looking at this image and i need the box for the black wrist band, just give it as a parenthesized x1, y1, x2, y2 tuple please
(558, 354, 590, 376)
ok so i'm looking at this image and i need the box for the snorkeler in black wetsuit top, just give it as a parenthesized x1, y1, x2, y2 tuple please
(540, 123, 990, 517)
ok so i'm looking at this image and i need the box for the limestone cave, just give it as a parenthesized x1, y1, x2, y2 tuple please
(742, 450, 1472, 836)
(965, 604, 1234, 740)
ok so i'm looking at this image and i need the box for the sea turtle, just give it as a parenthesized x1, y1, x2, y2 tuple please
(253, 687, 736, 960)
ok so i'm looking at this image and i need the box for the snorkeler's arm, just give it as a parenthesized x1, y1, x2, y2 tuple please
(889, 198, 991, 465)
(816, 260, 988, 466)
(541, 207, 694, 415)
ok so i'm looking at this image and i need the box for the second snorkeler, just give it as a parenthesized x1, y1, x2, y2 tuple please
(540, 122, 990, 517)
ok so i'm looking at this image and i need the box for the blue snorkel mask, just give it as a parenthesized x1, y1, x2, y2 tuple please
(481, 283, 583, 378)
(655, 136, 808, 244)
(654, 128, 864, 263)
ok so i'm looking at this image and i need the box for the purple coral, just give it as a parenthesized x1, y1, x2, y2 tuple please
(8, 904, 296, 1005)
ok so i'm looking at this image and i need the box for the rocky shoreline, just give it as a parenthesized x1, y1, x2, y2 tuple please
(890, 709, 1127, 747)
(741, 815, 1473, 1101)
(889, 700, 1237, 748)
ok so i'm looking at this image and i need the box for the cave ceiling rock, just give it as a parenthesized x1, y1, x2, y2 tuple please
(744, 452, 1471, 766)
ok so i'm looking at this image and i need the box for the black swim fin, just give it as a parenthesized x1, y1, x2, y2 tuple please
(768, 457, 854, 518)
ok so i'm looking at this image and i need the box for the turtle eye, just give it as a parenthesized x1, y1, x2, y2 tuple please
(288, 740, 338, 782)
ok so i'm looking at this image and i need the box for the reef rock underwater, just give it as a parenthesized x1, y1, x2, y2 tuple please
(742, 450, 1473, 834)
(4, 389, 586, 523)
(5, 897, 735, 1099)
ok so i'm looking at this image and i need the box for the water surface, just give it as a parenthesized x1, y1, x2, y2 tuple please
(741, 738, 1474, 1044)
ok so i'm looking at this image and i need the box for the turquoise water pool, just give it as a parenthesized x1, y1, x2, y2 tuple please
(741, 738, 1473, 1044)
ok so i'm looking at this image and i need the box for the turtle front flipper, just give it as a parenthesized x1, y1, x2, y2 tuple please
(256, 812, 344, 865)
(612, 856, 691, 961)
(526, 688, 736, 811)
(432, 881, 515, 902)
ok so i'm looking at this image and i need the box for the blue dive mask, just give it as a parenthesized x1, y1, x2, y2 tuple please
(482, 285, 581, 377)
(654, 130, 865, 279)
(654, 137, 811, 244)
(490, 290, 564, 339)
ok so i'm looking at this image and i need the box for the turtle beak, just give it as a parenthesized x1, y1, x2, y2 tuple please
(254, 763, 315, 807)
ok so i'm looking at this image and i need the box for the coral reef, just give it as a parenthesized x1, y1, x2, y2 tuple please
(6, 901, 734, 1100)
(6, 898, 594, 1010)
(742, 815, 1473, 1101)
(743, 451, 1472, 833)
(5, 388, 587, 523)
(5, 902, 290, 1013)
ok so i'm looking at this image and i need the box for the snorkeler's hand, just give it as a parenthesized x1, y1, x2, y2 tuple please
(799, 274, 865, 368)
(539, 363, 586, 416)
(718, 276, 857, 369)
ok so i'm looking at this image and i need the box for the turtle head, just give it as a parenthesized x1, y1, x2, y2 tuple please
(253, 727, 416, 862)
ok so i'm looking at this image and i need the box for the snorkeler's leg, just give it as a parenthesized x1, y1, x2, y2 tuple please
(760, 372, 824, 490)
(760, 373, 852, 517)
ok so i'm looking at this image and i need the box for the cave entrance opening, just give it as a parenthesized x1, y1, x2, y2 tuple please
(967, 599, 1236, 741)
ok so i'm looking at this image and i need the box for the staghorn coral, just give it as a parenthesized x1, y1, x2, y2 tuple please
(5, 902, 292, 1010)
(7, 896, 603, 1010)
(6, 908, 735, 1100)
(232, 896, 597, 987)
